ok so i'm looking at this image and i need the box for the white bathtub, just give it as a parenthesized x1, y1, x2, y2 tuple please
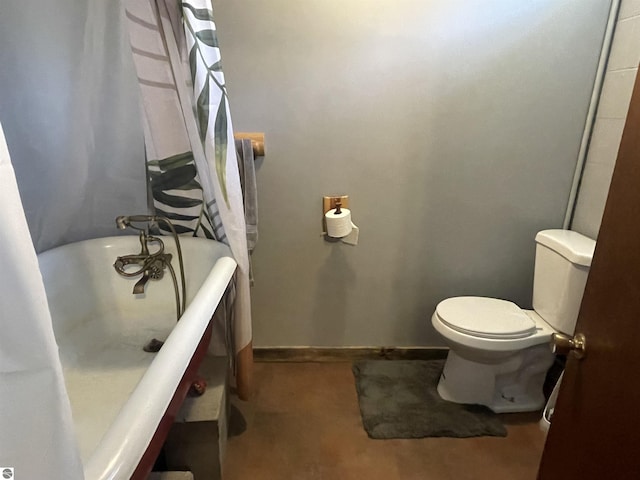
(38, 235, 237, 480)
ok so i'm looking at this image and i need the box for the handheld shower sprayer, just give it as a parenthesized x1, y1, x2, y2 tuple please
(116, 215, 160, 231)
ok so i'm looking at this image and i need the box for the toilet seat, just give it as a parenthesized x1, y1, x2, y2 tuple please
(436, 297, 536, 339)
(432, 296, 554, 352)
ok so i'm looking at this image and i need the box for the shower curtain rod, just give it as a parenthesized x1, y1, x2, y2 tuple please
(234, 132, 265, 157)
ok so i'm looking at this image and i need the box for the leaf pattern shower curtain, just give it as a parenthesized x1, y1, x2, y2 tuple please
(125, 0, 253, 398)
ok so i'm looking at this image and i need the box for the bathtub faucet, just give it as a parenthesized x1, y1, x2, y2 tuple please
(113, 231, 170, 292)
(114, 215, 186, 320)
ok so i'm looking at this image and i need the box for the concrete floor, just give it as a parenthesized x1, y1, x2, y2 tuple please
(224, 362, 547, 480)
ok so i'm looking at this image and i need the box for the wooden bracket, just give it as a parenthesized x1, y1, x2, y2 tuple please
(234, 132, 265, 157)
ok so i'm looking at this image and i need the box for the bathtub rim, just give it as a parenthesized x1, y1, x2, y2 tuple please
(131, 316, 214, 480)
(41, 236, 237, 480)
(84, 255, 236, 480)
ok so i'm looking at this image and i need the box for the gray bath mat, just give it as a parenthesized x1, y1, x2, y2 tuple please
(352, 359, 507, 439)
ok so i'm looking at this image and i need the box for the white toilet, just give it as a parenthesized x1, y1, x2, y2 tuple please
(431, 229, 596, 413)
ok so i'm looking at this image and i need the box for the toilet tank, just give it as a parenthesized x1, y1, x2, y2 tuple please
(532, 230, 596, 335)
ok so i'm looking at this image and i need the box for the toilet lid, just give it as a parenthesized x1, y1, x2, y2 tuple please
(436, 297, 536, 339)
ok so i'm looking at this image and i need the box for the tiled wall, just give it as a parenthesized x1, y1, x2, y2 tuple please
(572, 0, 640, 239)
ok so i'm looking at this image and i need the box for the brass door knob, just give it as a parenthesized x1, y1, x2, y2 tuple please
(551, 332, 587, 359)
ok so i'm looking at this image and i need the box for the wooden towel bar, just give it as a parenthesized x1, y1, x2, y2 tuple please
(234, 132, 265, 157)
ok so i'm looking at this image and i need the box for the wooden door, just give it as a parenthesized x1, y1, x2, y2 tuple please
(537, 70, 640, 478)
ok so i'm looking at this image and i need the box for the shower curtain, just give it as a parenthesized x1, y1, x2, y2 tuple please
(0, 1, 251, 475)
(0, 2, 147, 477)
(0, 122, 84, 479)
(0, 0, 148, 253)
(125, 0, 253, 398)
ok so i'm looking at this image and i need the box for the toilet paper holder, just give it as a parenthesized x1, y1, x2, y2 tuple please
(322, 195, 350, 232)
(322, 195, 359, 245)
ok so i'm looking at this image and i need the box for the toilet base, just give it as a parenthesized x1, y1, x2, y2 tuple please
(437, 344, 554, 413)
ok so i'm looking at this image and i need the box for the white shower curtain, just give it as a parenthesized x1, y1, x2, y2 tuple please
(0, 0, 148, 254)
(0, 123, 84, 479)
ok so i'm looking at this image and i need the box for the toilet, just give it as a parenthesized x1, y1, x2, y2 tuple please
(431, 229, 596, 413)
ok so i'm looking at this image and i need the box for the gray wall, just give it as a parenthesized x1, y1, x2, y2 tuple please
(213, 0, 612, 347)
(572, 0, 640, 239)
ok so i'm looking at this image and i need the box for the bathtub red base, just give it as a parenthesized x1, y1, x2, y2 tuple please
(130, 318, 213, 480)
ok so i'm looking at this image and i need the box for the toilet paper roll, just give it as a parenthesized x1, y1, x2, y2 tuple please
(325, 208, 353, 238)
